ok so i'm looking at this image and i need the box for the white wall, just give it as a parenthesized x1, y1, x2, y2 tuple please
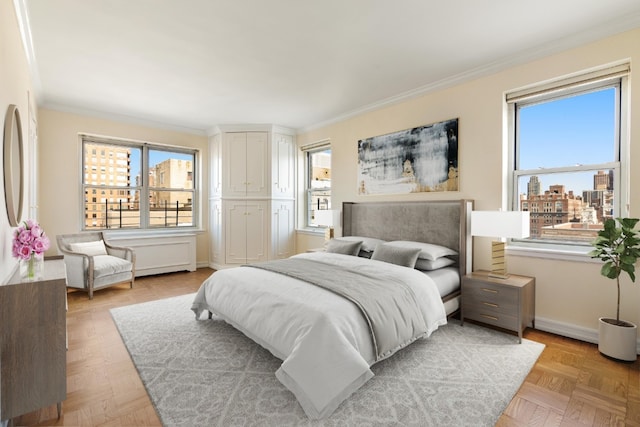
(37, 109, 210, 267)
(295, 28, 640, 342)
(0, 0, 37, 283)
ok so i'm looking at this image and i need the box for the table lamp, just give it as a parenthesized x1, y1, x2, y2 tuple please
(315, 209, 340, 242)
(471, 210, 530, 279)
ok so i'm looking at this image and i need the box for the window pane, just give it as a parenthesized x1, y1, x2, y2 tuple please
(307, 148, 331, 227)
(149, 149, 194, 190)
(518, 87, 616, 170)
(517, 170, 614, 243)
(84, 187, 140, 229)
(83, 143, 140, 186)
(149, 191, 194, 227)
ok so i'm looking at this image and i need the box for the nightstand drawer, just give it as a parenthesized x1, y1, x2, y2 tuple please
(463, 307, 518, 330)
(462, 284, 518, 313)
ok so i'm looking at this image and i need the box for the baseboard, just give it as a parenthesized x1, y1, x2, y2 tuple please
(535, 316, 640, 354)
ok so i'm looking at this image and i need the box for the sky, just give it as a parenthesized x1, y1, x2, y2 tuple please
(517, 87, 616, 196)
(129, 149, 193, 184)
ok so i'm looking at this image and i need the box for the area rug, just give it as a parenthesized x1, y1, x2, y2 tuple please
(110, 293, 544, 426)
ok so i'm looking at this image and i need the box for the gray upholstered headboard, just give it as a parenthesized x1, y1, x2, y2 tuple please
(342, 200, 473, 277)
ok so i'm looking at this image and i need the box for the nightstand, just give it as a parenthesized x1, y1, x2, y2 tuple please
(461, 271, 535, 343)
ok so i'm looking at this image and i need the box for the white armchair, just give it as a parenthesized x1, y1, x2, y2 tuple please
(56, 232, 135, 299)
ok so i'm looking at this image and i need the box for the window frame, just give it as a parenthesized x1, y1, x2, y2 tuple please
(301, 141, 332, 229)
(80, 135, 198, 231)
(507, 65, 629, 254)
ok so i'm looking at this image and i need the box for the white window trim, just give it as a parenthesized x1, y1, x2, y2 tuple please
(506, 63, 630, 257)
(300, 139, 331, 232)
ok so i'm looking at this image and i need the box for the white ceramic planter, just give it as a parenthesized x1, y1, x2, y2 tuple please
(598, 317, 638, 361)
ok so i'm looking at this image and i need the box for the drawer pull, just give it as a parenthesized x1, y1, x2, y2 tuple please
(481, 288, 498, 293)
(483, 302, 499, 308)
(480, 314, 499, 321)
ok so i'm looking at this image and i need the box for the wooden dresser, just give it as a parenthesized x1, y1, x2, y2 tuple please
(461, 270, 535, 343)
(1, 258, 67, 424)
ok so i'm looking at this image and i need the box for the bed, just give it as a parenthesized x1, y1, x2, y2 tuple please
(191, 199, 473, 419)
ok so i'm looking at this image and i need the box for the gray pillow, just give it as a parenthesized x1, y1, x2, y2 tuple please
(339, 236, 387, 252)
(371, 243, 421, 268)
(326, 239, 363, 256)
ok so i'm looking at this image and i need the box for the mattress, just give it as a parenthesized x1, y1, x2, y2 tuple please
(422, 266, 460, 298)
(420, 266, 461, 316)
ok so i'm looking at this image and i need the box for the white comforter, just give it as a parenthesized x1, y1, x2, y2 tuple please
(191, 252, 447, 419)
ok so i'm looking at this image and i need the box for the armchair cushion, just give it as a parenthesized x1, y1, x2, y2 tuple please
(93, 255, 133, 279)
(70, 240, 108, 256)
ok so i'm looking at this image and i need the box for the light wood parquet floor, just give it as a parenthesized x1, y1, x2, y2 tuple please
(12, 268, 640, 427)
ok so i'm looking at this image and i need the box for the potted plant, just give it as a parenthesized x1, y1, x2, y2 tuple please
(589, 217, 640, 361)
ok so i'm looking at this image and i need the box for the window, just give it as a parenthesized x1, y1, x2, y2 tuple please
(508, 64, 629, 249)
(302, 142, 332, 228)
(81, 136, 197, 230)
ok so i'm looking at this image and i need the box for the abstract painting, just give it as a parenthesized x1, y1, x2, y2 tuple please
(357, 118, 458, 195)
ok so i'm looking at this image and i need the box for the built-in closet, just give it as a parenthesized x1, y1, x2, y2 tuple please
(209, 125, 296, 269)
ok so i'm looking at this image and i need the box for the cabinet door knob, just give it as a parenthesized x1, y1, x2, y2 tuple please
(483, 302, 499, 308)
(481, 288, 498, 293)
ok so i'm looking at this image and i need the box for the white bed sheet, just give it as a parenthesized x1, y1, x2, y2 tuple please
(191, 251, 447, 419)
(421, 266, 461, 297)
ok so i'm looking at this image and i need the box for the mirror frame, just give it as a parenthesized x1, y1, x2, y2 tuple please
(3, 104, 24, 227)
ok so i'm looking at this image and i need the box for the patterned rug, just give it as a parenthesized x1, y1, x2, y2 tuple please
(110, 293, 544, 426)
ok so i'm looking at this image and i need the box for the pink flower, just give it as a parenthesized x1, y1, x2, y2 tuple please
(17, 244, 32, 260)
(30, 224, 42, 238)
(11, 220, 50, 260)
(18, 229, 33, 244)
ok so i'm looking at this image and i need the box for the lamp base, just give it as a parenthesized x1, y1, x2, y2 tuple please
(489, 241, 508, 279)
(324, 227, 335, 242)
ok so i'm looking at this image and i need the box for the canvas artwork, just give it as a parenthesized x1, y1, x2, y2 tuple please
(357, 118, 458, 195)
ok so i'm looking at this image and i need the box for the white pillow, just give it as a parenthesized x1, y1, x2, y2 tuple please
(339, 236, 387, 252)
(415, 257, 455, 271)
(69, 240, 108, 256)
(386, 241, 458, 261)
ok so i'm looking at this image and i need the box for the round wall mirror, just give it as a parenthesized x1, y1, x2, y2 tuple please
(3, 104, 24, 227)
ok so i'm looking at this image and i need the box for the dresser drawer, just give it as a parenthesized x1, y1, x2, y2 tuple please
(462, 306, 518, 330)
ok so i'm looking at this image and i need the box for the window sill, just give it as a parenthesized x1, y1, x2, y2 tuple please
(296, 228, 325, 236)
(507, 243, 599, 264)
(103, 228, 204, 239)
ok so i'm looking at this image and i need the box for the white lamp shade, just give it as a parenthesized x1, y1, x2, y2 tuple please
(315, 209, 340, 227)
(471, 211, 530, 239)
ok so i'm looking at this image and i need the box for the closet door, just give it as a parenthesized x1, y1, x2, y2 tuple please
(244, 200, 268, 262)
(272, 133, 295, 198)
(271, 200, 295, 259)
(224, 200, 248, 264)
(223, 133, 249, 197)
(210, 199, 224, 266)
(245, 132, 269, 197)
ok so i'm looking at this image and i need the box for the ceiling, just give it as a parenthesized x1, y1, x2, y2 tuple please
(19, 0, 640, 134)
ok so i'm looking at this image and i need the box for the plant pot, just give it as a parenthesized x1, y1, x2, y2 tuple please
(598, 317, 638, 361)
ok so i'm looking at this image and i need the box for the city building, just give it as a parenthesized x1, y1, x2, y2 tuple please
(83, 144, 132, 229)
(520, 172, 616, 242)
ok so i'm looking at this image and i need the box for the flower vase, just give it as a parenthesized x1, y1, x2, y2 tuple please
(20, 254, 44, 282)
